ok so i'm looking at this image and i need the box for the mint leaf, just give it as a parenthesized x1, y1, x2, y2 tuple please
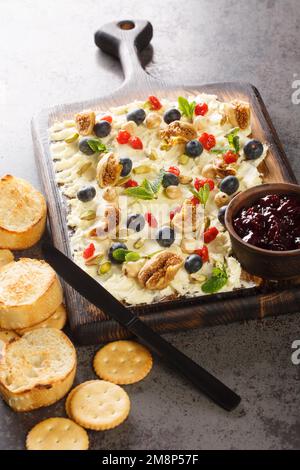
(87, 138, 108, 153)
(125, 252, 140, 262)
(225, 128, 240, 153)
(189, 183, 211, 207)
(124, 186, 154, 200)
(201, 265, 228, 294)
(178, 96, 196, 120)
(210, 147, 231, 154)
(149, 169, 165, 194)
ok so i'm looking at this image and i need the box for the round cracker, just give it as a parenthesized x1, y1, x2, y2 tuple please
(0, 330, 19, 343)
(0, 249, 14, 268)
(65, 381, 95, 419)
(16, 304, 67, 335)
(26, 417, 89, 450)
(93, 340, 153, 385)
(69, 380, 130, 431)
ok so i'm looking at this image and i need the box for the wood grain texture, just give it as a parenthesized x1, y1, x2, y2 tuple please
(32, 20, 299, 344)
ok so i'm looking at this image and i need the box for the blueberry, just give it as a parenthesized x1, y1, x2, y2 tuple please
(79, 138, 95, 155)
(94, 120, 111, 138)
(163, 108, 181, 124)
(162, 172, 179, 188)
(218, 205, 228, 226)
(127, 214, 145, 232)
(76, 185, 96, 202)
(119, 157, 133, 177)
(156, 226, 175, 247)
(185, 139, 203, 158)
(244, 139, 264, 160)
(126, 108, 146, 125)
(220, 176, 239, 195)
(184, 254, 203, 273)
(108, 242, 128, 264)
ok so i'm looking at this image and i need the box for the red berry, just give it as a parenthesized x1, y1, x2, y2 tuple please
(190, 196, 200, 205)
(170, 205, 182, 220)
(194, 245, 209, 263)
(194, 178, 215, 191)
(198, 132, 216, 150)
(145, 212, 158, 228)
(168, 166, 180, 177)
(195, 102, 208, 116)
(204, 227, 219, 244)
(83, 243, 95, 259)
(101, 115, 112, 123)
(148, 95, 162, 110)
(117, 130, 131, 144)
(223, 150, 238, 164)
(129, 136, 143, 149)
(124, 179, 138, 188)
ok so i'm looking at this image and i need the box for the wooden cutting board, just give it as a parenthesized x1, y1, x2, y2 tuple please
(32, 20, 300, 345)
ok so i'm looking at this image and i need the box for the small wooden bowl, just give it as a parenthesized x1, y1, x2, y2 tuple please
(225, 183, 300, 280)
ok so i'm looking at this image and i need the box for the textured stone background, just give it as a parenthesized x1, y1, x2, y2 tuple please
(0, 0, 300, 450)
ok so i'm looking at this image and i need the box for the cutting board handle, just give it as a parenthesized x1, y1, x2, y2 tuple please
(94, 20, 153, 87)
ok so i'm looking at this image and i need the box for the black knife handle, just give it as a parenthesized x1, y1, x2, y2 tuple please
(130, 319, 241, 411)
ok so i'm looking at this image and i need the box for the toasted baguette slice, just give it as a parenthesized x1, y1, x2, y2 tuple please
(0, 258, 63, 329)
(15, 304, 67, 335)
(0, 249, 14, 268)
(0, 328, 76, 412)
(0, 175, 47, 250)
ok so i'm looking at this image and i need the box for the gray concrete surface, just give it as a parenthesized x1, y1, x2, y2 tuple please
(0, 0, 300, 450)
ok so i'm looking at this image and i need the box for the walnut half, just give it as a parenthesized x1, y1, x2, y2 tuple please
(138, 251, 183, 290)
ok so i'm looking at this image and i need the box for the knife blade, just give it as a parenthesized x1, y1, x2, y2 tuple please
(42, 243, 241, 411)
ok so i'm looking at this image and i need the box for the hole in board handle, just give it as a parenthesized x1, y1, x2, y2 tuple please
(118, 20, 135, 30)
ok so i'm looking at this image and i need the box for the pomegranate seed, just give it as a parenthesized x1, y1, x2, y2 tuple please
(195, 102, 208, 116)
(83, 243, 95, 259)
(199, 132, 216, 150)
(204, 227, 219, 244)
(129, 136, 143, 149)
(148, 95, 162, 110)
(223, 150, 238, 164)
(168, 166, 180, 176)
(190, 196, 200, 205)
(101, 115, 112, 123)
(124, 179, 138, 188)
(170, 205, 182, 220)
(194, 178, 215, 191)
(194, 246, 209, 263)
(117, 130, 131, 144)
(145, 212, 158, 228)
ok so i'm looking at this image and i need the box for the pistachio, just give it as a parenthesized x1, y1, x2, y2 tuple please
(145, 112, 162, 129)
(133, 237, 145, 249)
(178, 154, 189, 165)
(201, 164, 217, 179)
(179, 175, 193, 184)
(98, 261, 111, 275)
(65, 132, 79, 144)
(85, 253, 104, 266)
(165, 185, 182, 199)
(102, 187, 117, 202)
(121, 120, 137, 134)
(147, 149, 158, 160)
(133, 165, 152, 174)
(117, 175, 131, 186)
(214, 191, 230, 208)
(80, 210, 97, 221)
(77, 161, 92, 176)
(190, 273, 207, 283)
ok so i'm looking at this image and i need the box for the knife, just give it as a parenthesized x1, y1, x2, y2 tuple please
(42, 243, 241, 411)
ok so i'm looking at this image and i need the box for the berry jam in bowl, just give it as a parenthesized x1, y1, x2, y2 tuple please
(225, 183, 300, 280)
